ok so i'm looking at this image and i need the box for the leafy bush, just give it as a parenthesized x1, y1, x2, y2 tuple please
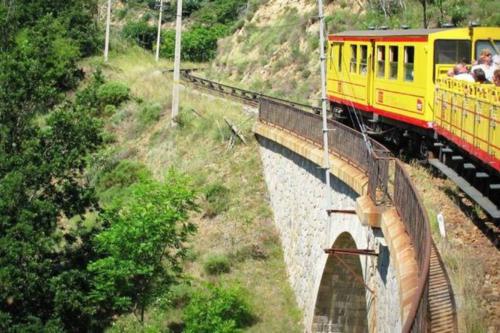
(183, 285, 254, 333)
(138, 102, 163, 129)
(95, 159, 151, 194)
(174, 108, 196, 129)
(169, 283, 193, 307)
(103, 104, 117, 116)
(161, 25, 228, 62)
(203, 183, 230, 217)
(122, 21, 157, 50)
(96, 81, 130, 107)
(75, 69, 105, 111)
(204, 255, 231, 275)
(192, 0, 247, 25)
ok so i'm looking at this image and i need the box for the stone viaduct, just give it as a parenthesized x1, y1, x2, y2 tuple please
(252, 99, 457, 333)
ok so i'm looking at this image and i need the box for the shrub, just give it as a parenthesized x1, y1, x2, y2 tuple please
(116, 8, 128, 21)
(103, 104, 117, 116)
(138, 102, 162, 129)
(203, 255, 231, 275)
(192, 0, 247, 25)
(174, 108, 196, 129)
(161, 25, 228, 62)
(169, 283, 193, 307)
(96, 81, 130, 106)
(203, 183, 230, 217)
(122, 20, 157, 50)
(75, 69, 106, 112)
(96, 160, 150, 196)
(183, 285, 254, 333)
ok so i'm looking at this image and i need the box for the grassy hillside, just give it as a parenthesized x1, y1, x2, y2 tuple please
(82, 46, 302, 332)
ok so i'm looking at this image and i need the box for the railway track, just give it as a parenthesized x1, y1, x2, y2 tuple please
(178, 71, 458, 332)
(429, 242, 458, 333)
(182, 71, 499, 222)
(179, 69, 321, 114)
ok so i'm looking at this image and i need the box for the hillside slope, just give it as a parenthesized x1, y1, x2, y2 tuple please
(206, 0, 498, 104)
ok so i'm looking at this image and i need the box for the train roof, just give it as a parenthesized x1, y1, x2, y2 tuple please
(332, 28, 448, 37)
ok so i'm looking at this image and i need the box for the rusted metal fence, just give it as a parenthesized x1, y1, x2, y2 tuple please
(260, 98, 392, 201)
(258, 97, 431, 333)
(394, 160, 431, 333)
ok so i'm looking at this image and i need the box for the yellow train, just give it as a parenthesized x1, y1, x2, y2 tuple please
(326, 27, 500, 214)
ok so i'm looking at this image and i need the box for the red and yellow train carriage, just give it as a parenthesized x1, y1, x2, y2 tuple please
(326, 27, 500, 215)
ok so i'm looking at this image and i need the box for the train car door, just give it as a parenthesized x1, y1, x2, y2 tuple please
(343, 41, 371, 107)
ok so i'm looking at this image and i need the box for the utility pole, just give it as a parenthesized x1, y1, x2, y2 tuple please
(171, 0, 183, 126)
(155, 0, 164, 62)
(104, 0, 112, 62)
(317, 0, 333, 248)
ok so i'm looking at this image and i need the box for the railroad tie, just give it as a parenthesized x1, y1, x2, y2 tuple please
(428, 243, 458, 333)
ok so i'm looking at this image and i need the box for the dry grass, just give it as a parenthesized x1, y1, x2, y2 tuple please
(88, 47, 302, 332)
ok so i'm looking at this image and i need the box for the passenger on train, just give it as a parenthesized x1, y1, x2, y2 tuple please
(493, 69, 500, 87)
(472, 67, 491, 84)
(448, 62, 474, 82)
(477, 48, 495, 81)
(494, 55, 500, 70)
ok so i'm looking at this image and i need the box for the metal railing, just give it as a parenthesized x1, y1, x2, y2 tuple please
(258, 97, 431, 333)
(260, 98, 393, 202)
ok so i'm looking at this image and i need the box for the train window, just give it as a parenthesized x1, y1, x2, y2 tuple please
(389, 46, 398, 79)
(434, 40, 471, 64)
(360, 45, 368, 75)
(377, 46, 385, 78)
(338, 44, 343, 72)
(404, 46, 414, 82)
(350, 45, 357, 73)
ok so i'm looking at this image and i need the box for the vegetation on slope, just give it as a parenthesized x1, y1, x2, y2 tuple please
(116, 0, 253, 62)
(85, 46, 302, 332)
(1, 0, 302, 331)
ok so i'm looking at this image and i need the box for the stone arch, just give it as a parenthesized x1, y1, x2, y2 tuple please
(312, 232, 369, 333)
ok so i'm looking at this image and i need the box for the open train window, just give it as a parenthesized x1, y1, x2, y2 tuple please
(350, 45, 357, 73)
(377, 46, 385, 78)
(434, 40, 471, 64)
(475, 40, 500, 59)
(389, 46, 398, 79)
(404, 46, 414, 82)
(360, 45, 368, 75)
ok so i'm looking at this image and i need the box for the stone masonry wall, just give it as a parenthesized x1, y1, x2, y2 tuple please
(257, 136, 402, 332)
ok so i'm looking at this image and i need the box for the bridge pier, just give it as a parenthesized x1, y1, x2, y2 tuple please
(256, 134, 403, 332)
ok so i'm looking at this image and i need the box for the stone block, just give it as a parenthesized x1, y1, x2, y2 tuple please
(355, 195, 381, 228)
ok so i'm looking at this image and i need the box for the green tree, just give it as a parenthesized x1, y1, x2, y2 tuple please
(88, 173, 197, 322)
(0, 1, 104, 329)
